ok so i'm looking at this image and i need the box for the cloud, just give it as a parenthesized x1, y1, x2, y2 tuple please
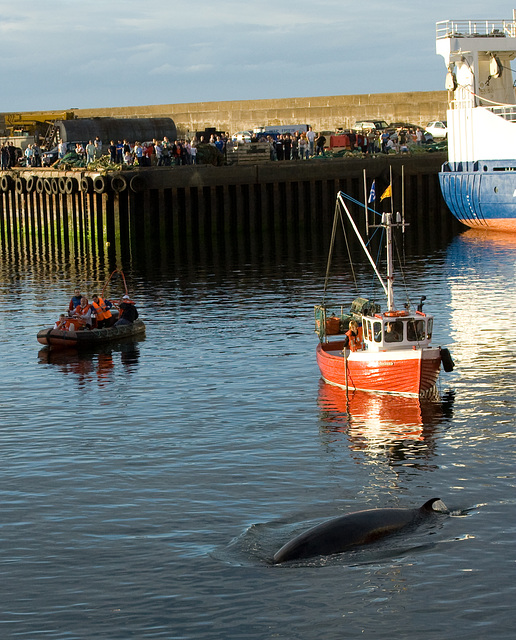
(0, 0, 506, 110)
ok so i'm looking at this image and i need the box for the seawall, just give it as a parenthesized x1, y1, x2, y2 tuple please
(71, 90, 447, 136)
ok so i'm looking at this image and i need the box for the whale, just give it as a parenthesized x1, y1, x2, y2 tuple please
(273, 498, 447, 564)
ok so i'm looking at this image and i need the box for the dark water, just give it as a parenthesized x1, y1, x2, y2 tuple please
(0, 222, 515, 639)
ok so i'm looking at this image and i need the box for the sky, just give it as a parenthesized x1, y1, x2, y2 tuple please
(0, 0, 506, 112)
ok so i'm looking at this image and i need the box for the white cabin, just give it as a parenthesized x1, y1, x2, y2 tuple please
(436, 13, 516, 163)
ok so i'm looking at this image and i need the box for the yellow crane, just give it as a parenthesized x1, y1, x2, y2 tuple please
(3, 110, 75, 147)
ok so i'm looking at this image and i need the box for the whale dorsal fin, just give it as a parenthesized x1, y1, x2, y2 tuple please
(421, 498, 448, 513)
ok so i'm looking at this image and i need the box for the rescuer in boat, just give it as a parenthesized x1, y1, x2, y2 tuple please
(115, 294, 139, 326)
(91, 294, 114, 328)
(53, 314, 69, 330)
(72, 297, 93, 328)
(342, 320, 363, 352)
(68, 287, 83, 314)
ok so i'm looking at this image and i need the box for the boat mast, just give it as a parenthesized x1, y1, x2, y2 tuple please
(384, 212, 395, 311)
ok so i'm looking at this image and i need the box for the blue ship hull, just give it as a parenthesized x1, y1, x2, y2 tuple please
(439, 160, 516, 232)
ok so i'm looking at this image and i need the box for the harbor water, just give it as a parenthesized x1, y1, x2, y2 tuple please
(0, 219, 514, 639)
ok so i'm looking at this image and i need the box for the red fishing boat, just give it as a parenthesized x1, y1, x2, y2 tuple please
(315, 189, 454, 397)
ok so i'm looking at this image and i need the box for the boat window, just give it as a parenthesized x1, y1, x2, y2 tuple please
(427, 318, 433, 339)
(364, 319, 373, 342)
(373, 321, 382, 342)
(384, 320, 403, 343)
(407, 319, 426, 341)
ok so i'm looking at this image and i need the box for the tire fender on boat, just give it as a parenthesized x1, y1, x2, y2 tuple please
(440, 347, 455, 372)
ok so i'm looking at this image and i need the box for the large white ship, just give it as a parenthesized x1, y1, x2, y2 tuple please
(437, 12, 516, 232)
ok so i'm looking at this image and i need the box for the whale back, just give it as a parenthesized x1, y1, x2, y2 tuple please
(273, 498, 445, 564)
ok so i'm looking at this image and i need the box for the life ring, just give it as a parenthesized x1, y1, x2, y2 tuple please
(384, 310, 408, 318)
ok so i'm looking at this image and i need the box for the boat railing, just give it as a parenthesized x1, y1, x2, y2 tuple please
(487, 105, 516, 122)
(436, 19, 516, 40)
(449, 97, 516, 121)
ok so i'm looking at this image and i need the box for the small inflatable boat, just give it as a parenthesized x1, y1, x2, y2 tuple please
(37, 319, 146, 348)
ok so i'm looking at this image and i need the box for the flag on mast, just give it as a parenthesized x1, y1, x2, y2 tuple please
(380, 184, 392, 201)
(368, 180, 376, 203)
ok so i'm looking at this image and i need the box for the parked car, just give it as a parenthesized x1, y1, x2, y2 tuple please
(388, 122, 419, 131)
(353, 120, 389, 132)
(425, 121, 447, 139)
(42, 146, 60, 166)
(231, 131, 252, 143)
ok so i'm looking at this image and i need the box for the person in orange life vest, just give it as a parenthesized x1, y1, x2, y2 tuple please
(91, 294, 113, 328)
(342, 320, 363, 352)
(73, 297, 93, 327)
(115, 294, 139, 326)
(68, 287, 83, 314)
(54, 314, 69, 330)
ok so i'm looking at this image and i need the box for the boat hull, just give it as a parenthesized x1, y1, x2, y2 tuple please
(37, 319, 146, 348)
(439, 162, 516, 233)
(316, 341, 441, 397)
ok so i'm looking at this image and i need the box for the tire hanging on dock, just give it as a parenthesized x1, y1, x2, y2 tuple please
(15, 177, 25, 194)
(80, 177, 93, 193)
(93, 175, 108, 193)
(43, 178, 52, 195)
(26, 176, 37, 192)
(130, 175, 146, 193)
(0, 175, 12, 192)
(36, 178, 45, 194)
(111, 175, 128, 193)
(65, 177, 78, 194)
(58, 177, 67, 194)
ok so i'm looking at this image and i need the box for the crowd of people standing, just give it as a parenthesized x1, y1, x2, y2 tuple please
(1, 123, 435, 171)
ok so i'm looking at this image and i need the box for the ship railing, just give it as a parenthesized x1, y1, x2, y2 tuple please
(436, 19, 516, 39)
(487, 105, 516, 122)
(449, 94, 516, 121)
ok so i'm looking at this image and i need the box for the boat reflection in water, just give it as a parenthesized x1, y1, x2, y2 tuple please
(318, 382, 454, 467)
(38, 340, 143, 389)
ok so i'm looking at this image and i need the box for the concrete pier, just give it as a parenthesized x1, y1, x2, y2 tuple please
(0, 153, 457, 265)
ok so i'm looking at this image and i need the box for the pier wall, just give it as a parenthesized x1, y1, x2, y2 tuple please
(0, 154, 457, 267)
(69, 91, 448, 136)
